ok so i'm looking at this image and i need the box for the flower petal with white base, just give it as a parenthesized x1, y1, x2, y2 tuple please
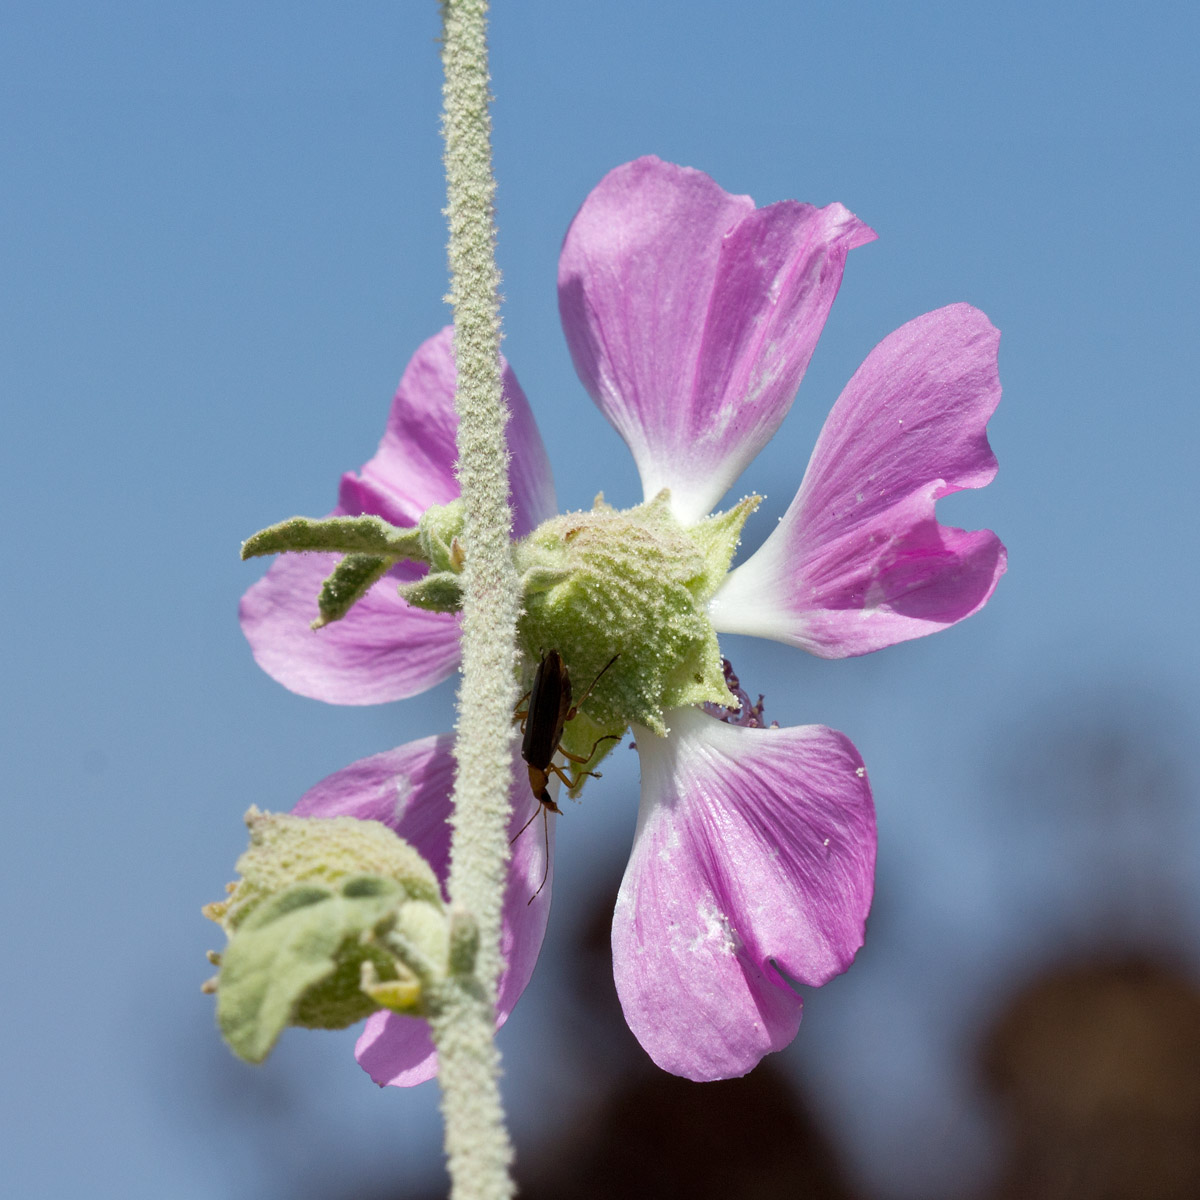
(709, 304, 1005, 656)
(612, 706, 875, 1081)
(559, 156, 875, 524)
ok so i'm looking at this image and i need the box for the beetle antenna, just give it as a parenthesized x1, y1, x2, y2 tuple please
(569, 652, 620, 716)
(528, 808, 550, 904)
(510, 801, 541, 846)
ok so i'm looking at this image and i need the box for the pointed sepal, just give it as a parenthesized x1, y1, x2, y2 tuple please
(687, 495, 761, 602)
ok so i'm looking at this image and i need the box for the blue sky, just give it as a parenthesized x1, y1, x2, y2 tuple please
(3, 4, 1198, 1197)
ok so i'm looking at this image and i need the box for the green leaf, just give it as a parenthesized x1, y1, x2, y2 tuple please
(397, 570, 464, 613)
(215, 875, 405, 1064)
(313, 554, 394, 628)
(241, 515, 423, 562)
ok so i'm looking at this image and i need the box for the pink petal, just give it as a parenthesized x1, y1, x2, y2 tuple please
(613, 707, 875, 1081)
(558, 156, 874, 524)
(294, 734, 556, 1088)
(341, 326, 557, 539)
(240, 328, 557, 704)
(710, 304, 1006, 656)
(239, 554, 463, 706)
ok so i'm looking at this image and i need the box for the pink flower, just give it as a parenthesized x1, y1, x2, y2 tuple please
(241, 157, 1004, 1084)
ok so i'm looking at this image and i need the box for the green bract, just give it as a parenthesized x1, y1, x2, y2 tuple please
(206, 807, 442, 930)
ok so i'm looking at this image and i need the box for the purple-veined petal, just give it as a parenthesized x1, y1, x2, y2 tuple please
(558, 156, 875, 524)
(613, 707, 875, 1081)
(293, 733, 556, 1087)
(710, 304, 1006, 656)
(240, 327, 557, 704)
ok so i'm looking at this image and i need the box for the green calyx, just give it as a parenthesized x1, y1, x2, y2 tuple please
(513, 489, 759, 770)
(203, 809, 471, 1064)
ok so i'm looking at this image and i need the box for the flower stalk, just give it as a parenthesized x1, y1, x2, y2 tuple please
(435, 0, 518, 1197)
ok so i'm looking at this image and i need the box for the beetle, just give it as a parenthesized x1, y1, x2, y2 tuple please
(512, 650, 620, 898)
(518, 650, 620, 809)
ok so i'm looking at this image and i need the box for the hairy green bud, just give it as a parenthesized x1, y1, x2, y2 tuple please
(203, 810, 458, 1063)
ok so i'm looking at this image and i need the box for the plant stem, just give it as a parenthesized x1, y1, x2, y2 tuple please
(433, 1, 518, 1197)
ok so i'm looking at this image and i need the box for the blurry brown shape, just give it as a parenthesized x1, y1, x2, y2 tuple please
(517, 875, 860, 1199)
(517, 1062, 858, 1200)
(982, 956, 1200, 1200)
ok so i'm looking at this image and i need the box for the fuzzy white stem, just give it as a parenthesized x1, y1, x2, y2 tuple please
(433, 1, 519, 1197)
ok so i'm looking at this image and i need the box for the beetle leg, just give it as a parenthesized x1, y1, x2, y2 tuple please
(546, 761, 576, 789)
(551, 760, 609, 793)
(558, 732, 621, 765)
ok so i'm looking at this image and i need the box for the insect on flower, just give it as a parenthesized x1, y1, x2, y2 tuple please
(516, 650, 620, 812)
(512, 650, 620, 899)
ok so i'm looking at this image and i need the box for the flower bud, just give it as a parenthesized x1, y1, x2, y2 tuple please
(203, 810, 451, 1063)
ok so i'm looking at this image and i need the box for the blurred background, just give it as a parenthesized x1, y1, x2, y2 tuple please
(3, 2, 1198, 1197)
